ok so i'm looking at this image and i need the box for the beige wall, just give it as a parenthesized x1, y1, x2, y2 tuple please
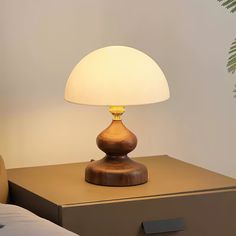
(1, 0, 236, 177)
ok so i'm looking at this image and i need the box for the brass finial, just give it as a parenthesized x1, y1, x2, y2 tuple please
(109, 106, 125, 120)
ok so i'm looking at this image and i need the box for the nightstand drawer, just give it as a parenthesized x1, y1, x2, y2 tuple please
(61, 190, 236, 236)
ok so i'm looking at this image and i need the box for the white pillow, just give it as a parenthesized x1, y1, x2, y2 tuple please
(0, 204, 79, 236)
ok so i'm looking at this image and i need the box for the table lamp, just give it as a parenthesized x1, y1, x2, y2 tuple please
(65, 46, 169, 186)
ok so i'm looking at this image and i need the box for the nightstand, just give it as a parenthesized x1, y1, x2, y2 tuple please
(7, 155, 236, 236)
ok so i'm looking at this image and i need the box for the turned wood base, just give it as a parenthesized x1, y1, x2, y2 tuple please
(85, 108, 148, 187)
(85, 155, 148, 186)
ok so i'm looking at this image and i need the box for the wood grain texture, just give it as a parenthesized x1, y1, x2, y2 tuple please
(86, 120, 148, 186)
(96, 120, 137, 156)
(85, 155, 148, 186)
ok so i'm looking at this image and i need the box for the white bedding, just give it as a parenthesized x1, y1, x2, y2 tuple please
(0, 204, 78, 236)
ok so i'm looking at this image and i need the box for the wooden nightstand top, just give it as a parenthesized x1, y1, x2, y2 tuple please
(7, 155, 236, 206)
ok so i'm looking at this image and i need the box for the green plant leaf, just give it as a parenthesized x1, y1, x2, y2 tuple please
(218, 0, 236, 13)
(227, 39, 236, 74)
(229, 53, 236, 60)
(218, 1, 236, 97)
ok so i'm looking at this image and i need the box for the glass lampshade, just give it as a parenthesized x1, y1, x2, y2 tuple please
(65, 46, 170, 106)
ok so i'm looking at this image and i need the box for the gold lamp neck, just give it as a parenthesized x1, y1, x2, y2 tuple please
(109, 106, 125, 120)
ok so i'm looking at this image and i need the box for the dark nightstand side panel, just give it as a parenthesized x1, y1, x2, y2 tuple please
(9, 182, 60, 224)
(61, 190, 236, 236)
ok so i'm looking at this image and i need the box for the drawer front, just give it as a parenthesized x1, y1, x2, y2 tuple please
(61, 190, 236, 236)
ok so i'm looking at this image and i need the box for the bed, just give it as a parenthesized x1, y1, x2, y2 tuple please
(0, 156, 78, 236)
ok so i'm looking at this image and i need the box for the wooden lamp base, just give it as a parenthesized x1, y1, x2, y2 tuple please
(85, 155, 148, 186)
(85, 106, 148, 186)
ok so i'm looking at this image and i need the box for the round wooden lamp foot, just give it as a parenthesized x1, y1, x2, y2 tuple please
(85, 155, 148, 186)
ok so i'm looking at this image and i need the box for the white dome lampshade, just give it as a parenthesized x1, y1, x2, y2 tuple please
(64, 46, 170, 187)
(65, 46, 169, 106)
